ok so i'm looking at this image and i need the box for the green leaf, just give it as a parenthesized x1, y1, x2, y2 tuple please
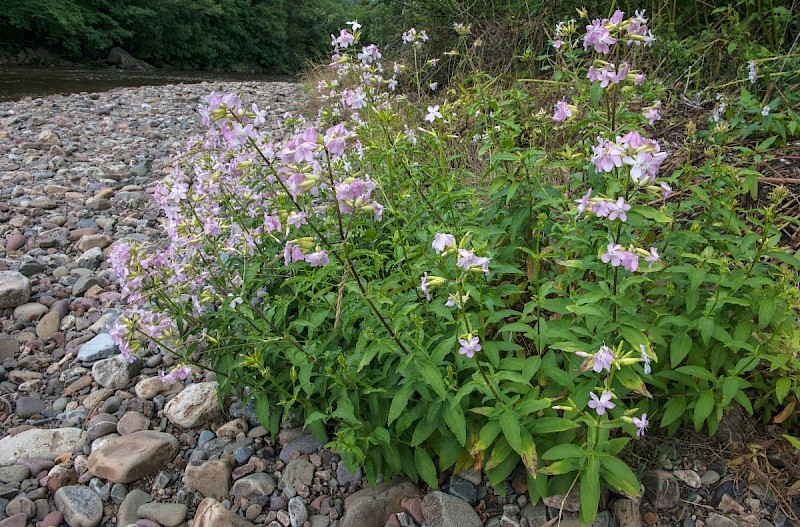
(776, 378, 791, 403)
(388, 384, 414, 425)
(416, 359, 447, 399)
(630, 205, 672, 224)
(693, 389, 716, 431)
(253, 395, 270, 427)
(411, 415, 438, 446)
(414, 447, 439, 489)
(530, 417, 578, 434)
(670, 332, 692, 368)
(580, 456, 601, 526)
(600, 455, 641, 496)
(590, 82, 603, 108)
(758, 297, 776, 328)
(443, 402, 467, 447)
(542, 443, 584, 461)
(698, 317, 714, 345)
(661, 396, 687, 427)
(500, 408, 522, 454)
(519, 430, 538, 477)
(675, 365, 717, 382)
(721, 377, 739, 405)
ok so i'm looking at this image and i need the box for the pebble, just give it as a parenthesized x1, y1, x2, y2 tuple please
(54, 485, 103, 527)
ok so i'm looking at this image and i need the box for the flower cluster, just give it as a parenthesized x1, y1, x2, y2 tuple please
(600, 243, 660, 272)
(590, 132, 667, 184)
(584, 9, 653, 54)
(401, 27, 429, 47)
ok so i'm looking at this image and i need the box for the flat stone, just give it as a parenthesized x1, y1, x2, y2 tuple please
(117, 489, 152, 526)
(36, 310, 62, 339)
(54, 486, 103, 527)
(86, 413, 119, 441)
(15, 396, 47, 418)
(231, 473, 276, 506)
(674, 469, 701, 489)
(0, 427, 83, 465)
(137, 502, 188, 527)
(184, 460, 231, 499)
(288, 496, 308, 527)
(279, 459, 315, 490)
(78, 333, 118, 361)
(40, 511, 64, 527)
(543, 488, 581, 512)
(279, 435, 323, 463)
(13, 302, 48, 322)
(117, 411, 150, 435)
(0, 271, 31, 308)
(706, 513, 738, 527)
(91, 355, 141, 389)
(217, 418, 249, 438)
(0, 465, 29, 484)
(0, 513, 27, 527)
(642, 470, 681, 510)
(0, 337, 19, 361)
(6, 495, 35, 519)
(87, 431, 179, 483)
(612, 498, 641, 527)
(135, 376, 182, 400)
(5, 234, 25, 252)
(76, 234, 112, 252)
(421, 491, 482, 527)
(340, 480, 422, 527)
(164, 381, 220, 428)
(73, 275, 101, 296)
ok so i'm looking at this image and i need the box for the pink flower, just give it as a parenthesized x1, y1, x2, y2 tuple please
(660, 182, 673, 199)
(600, 243, 624, 266)
(574, 188, 593, 217)
(643, 107, 661, 125)
(432, 233, 456, 253)
(425, 105, 443, 123)
(160, 365, 192, 385)
(588, 391, 616, 415)
(634, 73, 646, 85)
(552, 100, 573, 122)
(577, 345, 614, 373)
(553, 39, 563, 50)
(584, 19, 617, 54)
(607, 197, 631, 222)
(420, 272, 431, 300)
(620, 251, 640, 272)
(305, 250, 330, 267)
(645, 247, 660, 268)
(633, 413, 649, 436)
(591, 137, 625, 173)
(331, 29, 354, 49)
(458, 336, 481, 358)
(623, 151, 656, 183)
(640, 344, 652, 374)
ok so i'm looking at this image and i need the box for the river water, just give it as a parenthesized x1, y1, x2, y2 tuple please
(0, 67, 295, 102)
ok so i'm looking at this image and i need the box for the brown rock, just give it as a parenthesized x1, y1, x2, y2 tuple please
(87, 431, 179, 483)
(184, 460, 232, 499)
(613, 498, 642, 527)
(36, 310, 62, 339)
(192, 497, 254, 527)
(76, 234, 112, 252)
(46, 465, 78, 493)
(65, 375, 93, 396)
(5, 234, 26, 252)
(164, 381, 220, 428)
(116, 411, 150, 435)
(340, 479, 422, 527)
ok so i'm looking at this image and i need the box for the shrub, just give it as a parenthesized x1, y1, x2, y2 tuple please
(111, 12, 800, 524)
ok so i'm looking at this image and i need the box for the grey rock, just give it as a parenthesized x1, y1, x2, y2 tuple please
(520, 503, 548, 527)
(54, 486, 103, 527)
(137, 502, 187, 527)
(0, 466, 29, 484)
(642, 470, 681, 510)
(612, 498, 641, 527)
(5, 496, 35, 519)
(340, 480, 422, 527)
(0, 271, 31, 308)
(279, 435, 323, 464)
(0, 427, 83, 465)
(701, 470, 721, 486)
(421, 491, 482, 527)
(288, 496, 308, 527)
(336, 461, 362, 489)
(86, 413, 118, 441)
(91, 355, 141, 389)
(706, 513, 737, 527)
(0, 513, 27, 527)
(117, 489, 152, 526)
(231, 473, 277, 506)
(73, 275, 100, 296)
(164, 381, 220, 428)
(15, 397, 46, 418)
(279, 459, 315, 490)
(447, 476, 477, 505)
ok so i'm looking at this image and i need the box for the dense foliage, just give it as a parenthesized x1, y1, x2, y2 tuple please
(0, 0, 352, 71)
(109, 8, 800, 524)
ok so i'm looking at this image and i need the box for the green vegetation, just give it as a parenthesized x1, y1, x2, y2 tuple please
(0, 0, 353, 71)
(109, 3, 800, 523)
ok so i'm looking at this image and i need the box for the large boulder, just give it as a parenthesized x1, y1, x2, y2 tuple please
(87, 431, 179, 483)
(106, 47, 153, 69)
(0, 428, 83, 465)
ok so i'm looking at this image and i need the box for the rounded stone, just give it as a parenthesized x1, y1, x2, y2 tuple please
(54, 486, 103, 527)
(0, 271, 31, 309)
